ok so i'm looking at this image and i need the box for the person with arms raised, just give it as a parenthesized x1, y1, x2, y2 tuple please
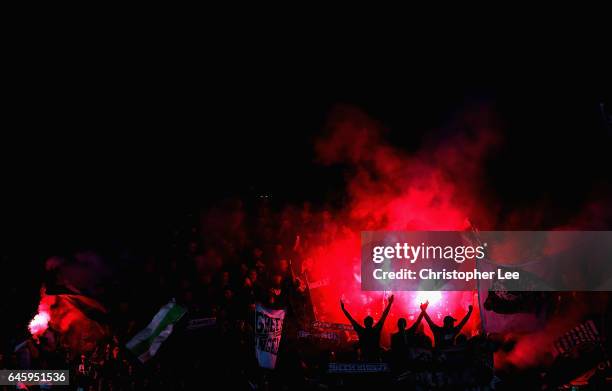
(340, 295, 394, 362)
(421, 301, 473, 349)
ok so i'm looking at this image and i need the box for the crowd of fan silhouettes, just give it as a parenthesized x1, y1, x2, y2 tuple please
(2, 199, 497, 390)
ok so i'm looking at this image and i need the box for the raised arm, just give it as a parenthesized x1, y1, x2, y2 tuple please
(407, 311, 425, 334)
(420, 301, 439, 331)
(455, 305, 473, 332)
(340, 300, 361, 331)
(375, 295, 394, 329)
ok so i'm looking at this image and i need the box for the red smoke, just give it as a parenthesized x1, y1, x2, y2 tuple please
(303, 105, 501, 343)
(28, 256, 111, 354)
(30, 293, 110, 354)
(302, 105, 610, 373)
(28, 292, 109, 354)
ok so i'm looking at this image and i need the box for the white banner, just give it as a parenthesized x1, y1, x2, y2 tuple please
(255, 304, 286, 369)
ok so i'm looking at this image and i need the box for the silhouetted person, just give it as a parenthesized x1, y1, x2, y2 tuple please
(75, 354, 91, 391)
(390, 310, 425, 371)
(340, 295, 394, 361)
(391, 311, 425, 354)
(421, 301, 473, 349)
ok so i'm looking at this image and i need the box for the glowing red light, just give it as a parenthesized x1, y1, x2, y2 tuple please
(414, 291, 442, 307)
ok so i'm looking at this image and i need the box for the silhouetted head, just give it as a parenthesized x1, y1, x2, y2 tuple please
(443, 315, 456, 328)
(397, 318, 407, 330)
(364, 316, 374, 328)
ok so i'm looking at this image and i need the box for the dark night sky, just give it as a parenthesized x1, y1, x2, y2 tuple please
(2, 61, 611, 258)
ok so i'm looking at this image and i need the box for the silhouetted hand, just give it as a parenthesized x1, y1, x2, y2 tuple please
(340, 300, 345, 310)
(468, 305, 473, 312)
(420, 301, 429, 311)
(388, 295, 394, 304)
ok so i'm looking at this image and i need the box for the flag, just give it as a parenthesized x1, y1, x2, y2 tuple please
(255, 304, 286, 369)
(553, 320, 601, 358)
(471, 230, 554, 334)
(126, 300, 187, 363)
(478, 261, 549, 334)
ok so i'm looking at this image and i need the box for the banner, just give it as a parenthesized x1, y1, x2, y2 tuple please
(311, 321, 355, 332)
(186, 317, 216, 331)
(297, 330, 339, 342)
(255, 304, 286, 369)
(328, 363, 390, 373)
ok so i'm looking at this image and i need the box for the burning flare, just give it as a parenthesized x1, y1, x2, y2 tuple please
(28, 302, 51, 339)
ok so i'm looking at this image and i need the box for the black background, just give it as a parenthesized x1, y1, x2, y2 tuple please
(1, 52, 611, 259)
